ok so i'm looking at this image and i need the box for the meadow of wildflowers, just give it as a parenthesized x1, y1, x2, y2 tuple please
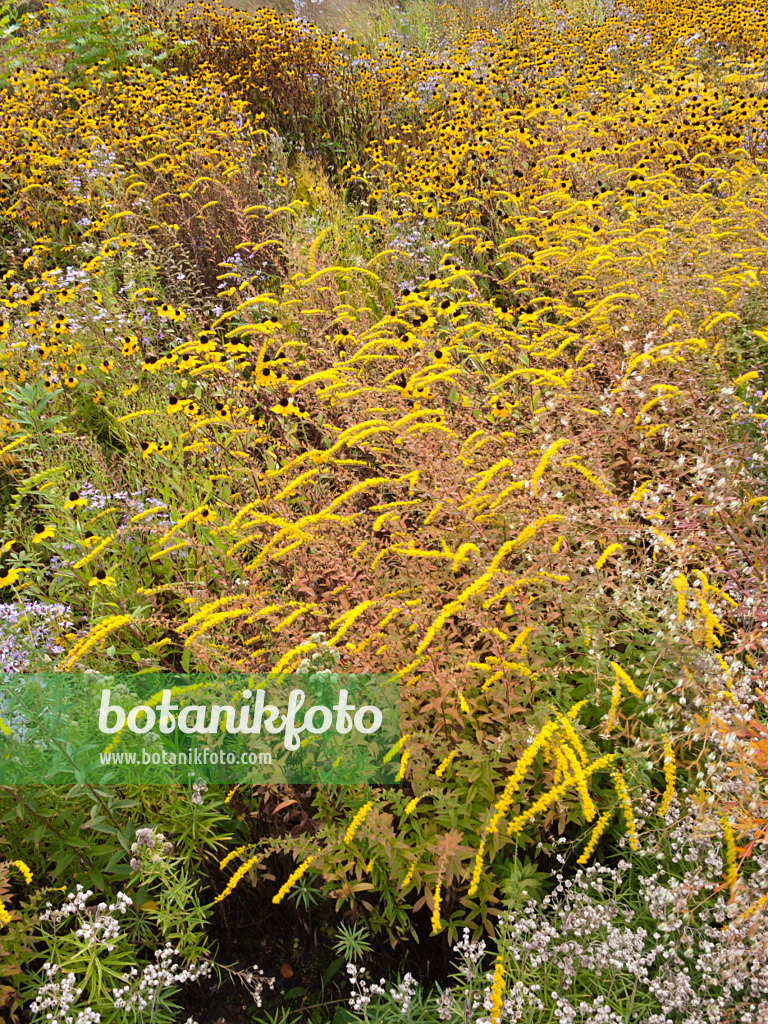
(0, 0, 767, 1019)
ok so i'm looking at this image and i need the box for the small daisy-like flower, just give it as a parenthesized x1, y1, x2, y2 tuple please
(32, 524, 56, 543)
(64, 490, 88, 510)
(93, 290, 103, 304)
(89, 568, 116, 588)
(432, 348, 450, 367)
(215, 401, 232, 422)
(141, 354, 160, 373)
(99, 359, 113, 373)
(124, 384, 139, 396)
(74, 363, 87, 375)
(92, 390, 103, 404)
(63, 376, 78, 389)
(197, 506, 217, 523)
(122, 336, 139, 356)
(140, 441, 159, 459)
(81, 530, 100, 547)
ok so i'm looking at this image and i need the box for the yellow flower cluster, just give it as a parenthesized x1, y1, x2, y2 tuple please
(60, 614, 133, 671)
(273, 855, 315, 905)
(577, 810, 613, 865)
(658, 739, 676, 817)
(11, 860, 32, 885)
(431, 880, 442, 934)
(489, 955, 505, 1024)
(612, 770, 640, 852)
(344, 801, 373, 844)
(215, 852, 260, 904)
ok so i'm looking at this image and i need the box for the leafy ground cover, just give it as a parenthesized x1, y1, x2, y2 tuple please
(0, 0, 767, 1020)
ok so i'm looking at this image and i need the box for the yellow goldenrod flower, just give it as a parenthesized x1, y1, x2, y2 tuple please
(489, 955, 505, 1024)
(404, 795, 421, 815)
(577, 810, 613, 865)
(659, 738, 676, 817)
(11, 860, 32, 885)
(611, 662, 643, 698)
(219, 845, 248, 872)
(736, 889, 768, 924)
(562, 743, 596, 822)
(604, 681, 622, 734)
(214, 853, 260, 903)
(467, 835, 486, 898)
(458, 691, 470, 714)
(344, 801, 373, 844)
(402, 862, 416, 888)
(431, 880, 442, 934)
(529, 438, 569, 495)
(612, 770, 639, 852)
(273, 855, 315, 904)
(396, 748, 409, 781)
(0, 899, 11, 927)
(508, 775, 573, 835)
(435, 749, 457, 778)
(595, 542, 623, 569)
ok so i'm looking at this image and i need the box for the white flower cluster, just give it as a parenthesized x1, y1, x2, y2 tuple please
(112, 943, 212, 1012)
(38, 885, 132, 951)
(346, 963, 386, 1013)
(29, 965, 98, 1024)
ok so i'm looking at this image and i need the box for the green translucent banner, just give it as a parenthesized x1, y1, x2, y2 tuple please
(0, 672, 401, 784)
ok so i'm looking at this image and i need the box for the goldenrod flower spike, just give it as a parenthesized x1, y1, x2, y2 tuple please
(431, 880, 442, 934)
(467, 836, 486, 898)
(658, 738, 676, 817)
(529, 438, 569, 495)
(577, 810, 613, 865)
(612, 770, 639, 852)
(344, 801, 373, 844)
(273, 855, 315, 905)
(215, 853, 260, 904)
(489, 955, 505, 1024)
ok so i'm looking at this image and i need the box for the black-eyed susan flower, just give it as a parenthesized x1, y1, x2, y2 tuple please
(140, 441, 159, 459)
(63, 376, 78, 389)
(197, 506, 217, 524)
(166, 395, 186, 414)
(64, 490, 88, 510)
(141, 354, 160, 373)
(0, 566, 27, 586)
(122, 336, 138, 356)
(80, 531, 100, 548)
(490, 398, 514, 419)
(32, 524, 56, 544)
(432, 349, 450, 367)
(215, 401, 232, 421)
(99, 359, 113, 373)
(89, 568, 116, 588)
